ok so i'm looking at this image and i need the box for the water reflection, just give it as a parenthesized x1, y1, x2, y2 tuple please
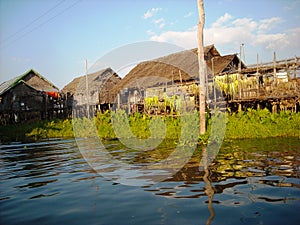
(138, 137, 300, 211)
(200, 146, 215, 225)
(0, 138, 299, 225)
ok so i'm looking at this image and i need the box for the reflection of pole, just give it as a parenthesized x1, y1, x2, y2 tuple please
(203, 169, 215, 225)
(201, 146, 215, 225)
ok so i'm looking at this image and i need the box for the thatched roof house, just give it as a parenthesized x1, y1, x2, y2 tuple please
(0, 69, 60, 124)
(113, 45, 245, 92)
(0, 69, 59, 96)
(207, 54, 246, 75)
(62, 67, 121, 106)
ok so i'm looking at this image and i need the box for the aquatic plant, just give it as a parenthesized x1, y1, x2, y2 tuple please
(1, 109, 299, 143)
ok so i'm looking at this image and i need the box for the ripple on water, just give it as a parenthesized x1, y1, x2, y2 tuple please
(0, 137, 299, 225)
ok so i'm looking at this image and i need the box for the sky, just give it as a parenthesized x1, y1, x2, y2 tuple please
(0, 0, 299, 89)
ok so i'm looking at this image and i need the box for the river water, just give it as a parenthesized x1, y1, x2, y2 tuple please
(0, 137, 299, 225)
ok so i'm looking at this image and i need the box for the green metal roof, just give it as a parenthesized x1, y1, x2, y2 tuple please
(0, 69, 59, 95)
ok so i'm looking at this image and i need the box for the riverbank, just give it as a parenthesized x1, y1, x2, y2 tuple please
(0, 109, 299, 144)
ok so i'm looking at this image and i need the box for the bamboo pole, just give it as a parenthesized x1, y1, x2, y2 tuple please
(85, 59, 90, 119)
(238, 44, 243, 100)
(256, 53, 259, 97)
(197, 0, 206, 134)
(117, 93, 120, 110)
(273, 52, 277, 85)
(212, 58, 216, 110)
(179, 69, 183, 85)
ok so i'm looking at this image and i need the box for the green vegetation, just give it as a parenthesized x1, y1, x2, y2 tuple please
(225, 108, 300, 139)
(0, 109, 299, 143)
(144, 95, 182, 114)
(0, 119, 73, 143)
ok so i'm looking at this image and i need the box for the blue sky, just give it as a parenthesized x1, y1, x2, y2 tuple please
(1, 0, 299, 89)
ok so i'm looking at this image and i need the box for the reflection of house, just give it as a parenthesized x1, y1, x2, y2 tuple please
(113, 45, 245, 113)
(62, 67, 121, 117)
(0, 69, 61, 125)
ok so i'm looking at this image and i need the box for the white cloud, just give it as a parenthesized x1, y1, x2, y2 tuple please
(286, 27, 300, 46)
(184, 12, 193, 18)
(143, 8, 162, 19)
(150, 28, 197, 49)
(146, 29, 156, 36)
(258, 17, 282, 32)
(159, 23, 166, 29)
(232, 18, 257, 30)
(252, 33, 288, 50)
(154, 18, 164, 25)
(153, 18, 165, 29)
(148, 13, 299, 63)
(212, 12, 232, 27)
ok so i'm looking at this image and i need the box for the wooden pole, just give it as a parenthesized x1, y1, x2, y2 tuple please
(294, 56, 297, 79)
(212, 58, 216, 110)
(117, 93, 120, 110)
(273, 52, 277, 85)
(238, 44, 244, 99)
(85, 59, 90, 119)
(197, 0, 206, 134)
(256, 53, 259, 97)
(179, 69, 183, 85)
(172, 70, 174, 96)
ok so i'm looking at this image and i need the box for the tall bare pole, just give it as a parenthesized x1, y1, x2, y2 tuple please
(273, 51, 277, 84)
(197, 0, 206, 134)
(85, 59, 90, 119)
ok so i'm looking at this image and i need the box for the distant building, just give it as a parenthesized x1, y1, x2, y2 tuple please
(0, 69, 61, 125)
(62, 67, 121, 117)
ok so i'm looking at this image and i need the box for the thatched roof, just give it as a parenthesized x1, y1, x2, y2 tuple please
(206, 54, 246, 75)
(0, 69, 59, 96)
(62, 67, 121, 104)
(113, 45, 243, 92)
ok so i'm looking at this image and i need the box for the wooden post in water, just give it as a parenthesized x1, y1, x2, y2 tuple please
(197, 0, 206, 134)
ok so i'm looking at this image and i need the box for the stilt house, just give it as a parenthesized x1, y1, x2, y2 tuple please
(0, 69, 61, 124)
(112, 45, 245, 114)
(62, 67, 121, 117)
